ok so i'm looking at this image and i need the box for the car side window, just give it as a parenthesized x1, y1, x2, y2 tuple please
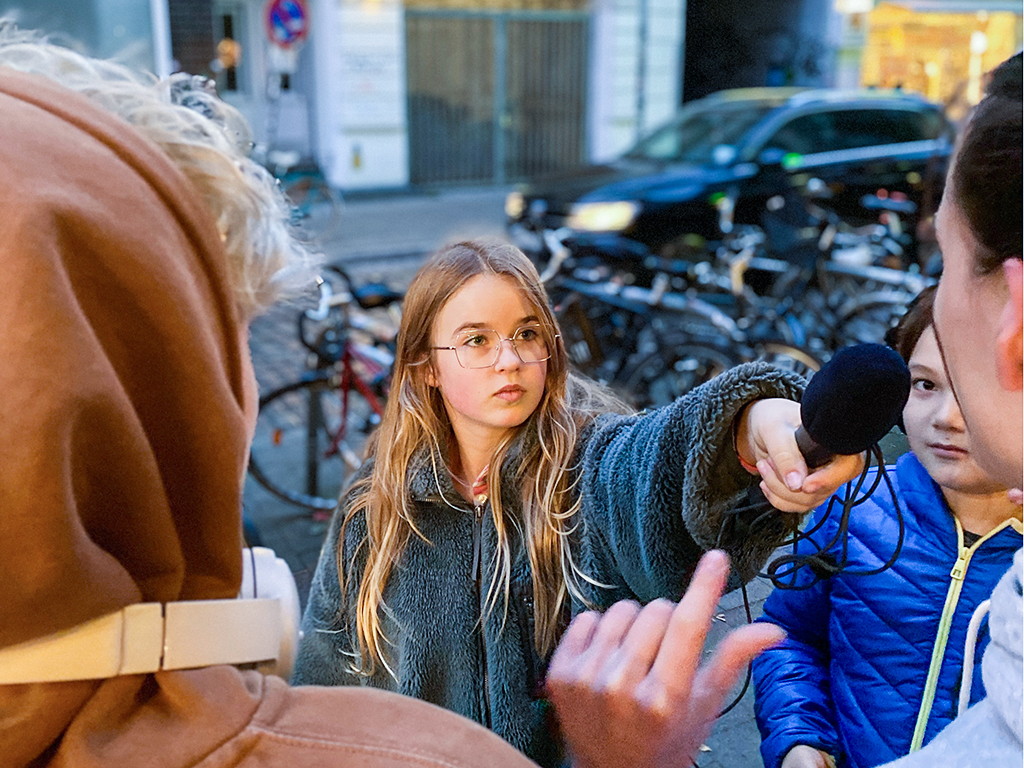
(918, 109, 949, 141)
(827, 108, 935, 150)
(763, 112, 837, 156)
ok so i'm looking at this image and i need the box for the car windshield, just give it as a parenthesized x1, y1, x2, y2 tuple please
(622, 101, 777, 165)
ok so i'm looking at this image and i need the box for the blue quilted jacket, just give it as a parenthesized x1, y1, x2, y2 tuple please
(753, 453, 1022, 768)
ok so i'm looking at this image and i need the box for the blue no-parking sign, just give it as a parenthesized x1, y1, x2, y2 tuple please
(265, 0, 309, 48)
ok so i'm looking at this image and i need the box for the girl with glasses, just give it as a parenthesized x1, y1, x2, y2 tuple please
(293, 239, 861, 765)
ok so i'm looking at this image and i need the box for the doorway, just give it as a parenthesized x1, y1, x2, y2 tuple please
(406, 9, 589, 185)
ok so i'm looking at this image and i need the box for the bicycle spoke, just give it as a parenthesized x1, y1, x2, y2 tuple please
(248, 377, 383, 511)
(624, 339, 739, 408)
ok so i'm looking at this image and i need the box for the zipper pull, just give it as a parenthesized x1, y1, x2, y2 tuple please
(950, 551, 968, 581)
(471, 494, 487, 583)
(950, 519, 969, 581)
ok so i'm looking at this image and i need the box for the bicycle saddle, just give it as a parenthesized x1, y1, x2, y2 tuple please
(354, 283, 403, 310)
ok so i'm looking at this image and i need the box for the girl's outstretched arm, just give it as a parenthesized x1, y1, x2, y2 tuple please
(574, 362, 861, 605)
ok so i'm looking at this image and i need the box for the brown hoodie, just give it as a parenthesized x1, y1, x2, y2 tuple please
(0, 67, 535, 768)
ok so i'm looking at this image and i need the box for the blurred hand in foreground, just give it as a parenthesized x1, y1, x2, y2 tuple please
(546, 550, 786, 768)
(735, 398, 865, 512)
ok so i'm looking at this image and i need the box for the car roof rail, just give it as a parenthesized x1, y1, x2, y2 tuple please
(785, 87, 932, 108)
(705, 87, 807, 104)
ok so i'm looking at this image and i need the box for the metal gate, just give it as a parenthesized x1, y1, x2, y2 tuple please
(406, 9, 589, 186)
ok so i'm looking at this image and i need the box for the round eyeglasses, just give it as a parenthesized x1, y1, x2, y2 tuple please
(432, 324, 558, 369)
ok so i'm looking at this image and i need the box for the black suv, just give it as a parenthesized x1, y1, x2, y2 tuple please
(505, 87, 954, 266)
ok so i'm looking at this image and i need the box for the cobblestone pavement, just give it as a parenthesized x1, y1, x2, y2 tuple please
(241, 189, 791, 767)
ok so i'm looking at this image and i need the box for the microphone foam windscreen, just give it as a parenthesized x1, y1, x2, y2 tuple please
(800, 343, 911, 455)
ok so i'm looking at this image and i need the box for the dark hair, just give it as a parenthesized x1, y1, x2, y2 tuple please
(950, 52, 1023, 274)
(886, 284, 936, 363)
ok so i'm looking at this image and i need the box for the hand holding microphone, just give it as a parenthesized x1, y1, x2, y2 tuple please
(735, 344, 911, 513)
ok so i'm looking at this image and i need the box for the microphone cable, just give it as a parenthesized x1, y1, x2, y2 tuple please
(717, 443, 905, 590)
(766, 444, 905, 588)
(710, 442, 906, 722)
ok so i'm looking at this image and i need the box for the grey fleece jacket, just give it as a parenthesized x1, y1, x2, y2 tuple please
(292, 363, 804, 766)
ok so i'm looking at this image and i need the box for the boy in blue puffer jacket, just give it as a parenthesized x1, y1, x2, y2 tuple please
(753, 286, 1023, 768)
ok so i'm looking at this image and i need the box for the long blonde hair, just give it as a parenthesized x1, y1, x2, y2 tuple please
(340, 240, 629, 677)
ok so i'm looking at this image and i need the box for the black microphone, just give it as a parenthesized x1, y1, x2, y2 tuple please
(796, 343, 911, 469)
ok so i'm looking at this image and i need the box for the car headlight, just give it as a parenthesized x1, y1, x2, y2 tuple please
(505, 191, 526, 219)
(566, 201, 640, 232)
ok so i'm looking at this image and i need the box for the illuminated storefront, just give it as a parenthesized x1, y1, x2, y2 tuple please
(859, 1, 1022, 119)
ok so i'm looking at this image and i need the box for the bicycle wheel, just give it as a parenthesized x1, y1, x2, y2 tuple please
(754, 340, 823, 380)
(248, 375, 384, 511)
(282, 172, 343, 245)
(622, 339, 740, 409)
(552, 291, 605, 378)
(833, 289, 918, 347)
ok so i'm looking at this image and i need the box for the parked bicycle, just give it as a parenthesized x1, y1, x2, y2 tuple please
(541, 230, 819, 409)
(538, 184, 933, 409)
(758, 190, 934, 349)
(252, 144, 343, 245)
(254, 81, 344, 246)
(247, 267, 402, 515)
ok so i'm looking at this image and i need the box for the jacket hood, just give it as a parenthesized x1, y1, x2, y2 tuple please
(895, 453, 1023, 555)
(983, 547, 1023, 745)
(0, 66, 251, 650)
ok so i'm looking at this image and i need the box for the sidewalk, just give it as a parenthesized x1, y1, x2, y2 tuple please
(242, 185, 771, 768)
(325, 185, 514, 262)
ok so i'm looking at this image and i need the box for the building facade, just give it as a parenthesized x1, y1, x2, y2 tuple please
(0, 0, 686, 191)
(257, 0, 690, 191)
(3, 0, 1020, 193)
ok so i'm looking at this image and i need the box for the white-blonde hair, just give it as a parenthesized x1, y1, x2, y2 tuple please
(0, 21, 317, 320)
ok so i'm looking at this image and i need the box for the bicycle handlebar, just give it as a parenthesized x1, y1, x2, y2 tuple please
(298, 267, 403, 363)
(540, 227, 574, 283)
(860, 193, 917, 215)
(299, 277, 355, 359)
(305, 277, 332, 322)
(305, 276, 353, 322)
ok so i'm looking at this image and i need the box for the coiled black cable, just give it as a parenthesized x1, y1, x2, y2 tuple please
(711, 444, 905, 721)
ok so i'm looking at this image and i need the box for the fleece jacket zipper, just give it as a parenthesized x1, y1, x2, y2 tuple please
(471, 492, 493, 729)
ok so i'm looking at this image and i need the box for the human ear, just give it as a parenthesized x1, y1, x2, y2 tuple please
(424, 360, 438, 388)
(995, 259, 1024, 391)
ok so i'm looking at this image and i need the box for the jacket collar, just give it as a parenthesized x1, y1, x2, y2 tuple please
(406, 427, 539, 513)
(896, 452, 1023, 552)
(407, 448, 463, 506)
